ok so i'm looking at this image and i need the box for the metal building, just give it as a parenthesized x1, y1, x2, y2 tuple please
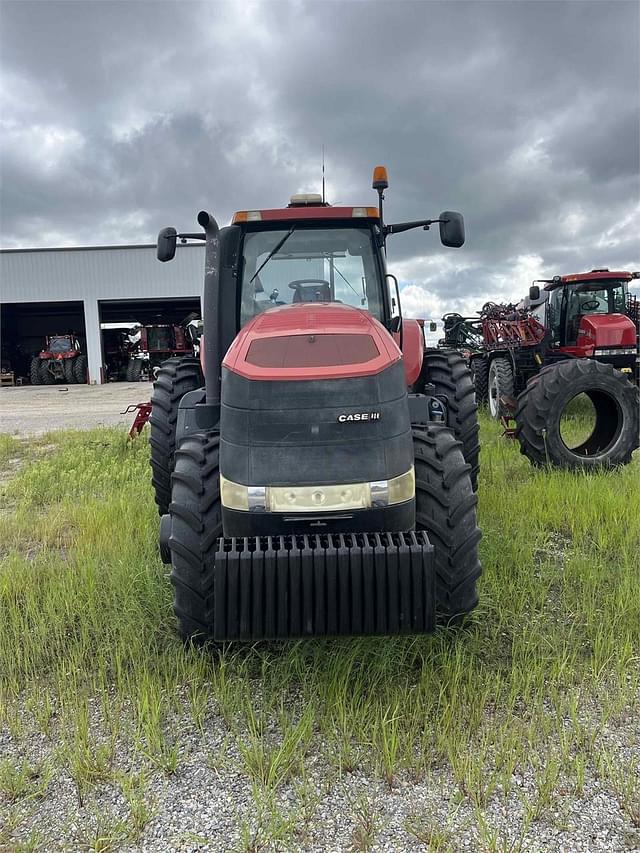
(0, 243, 204, 384)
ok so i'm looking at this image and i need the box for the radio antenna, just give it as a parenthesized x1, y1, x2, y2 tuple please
(322, 145, 325, 204)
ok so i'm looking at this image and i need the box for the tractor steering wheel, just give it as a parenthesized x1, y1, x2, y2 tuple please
(580, 299, 600, 312)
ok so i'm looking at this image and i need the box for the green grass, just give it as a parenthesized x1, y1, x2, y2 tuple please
(0, 417, 638, 845)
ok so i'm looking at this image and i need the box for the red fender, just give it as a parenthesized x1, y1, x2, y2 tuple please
(397, 319, 424, 386)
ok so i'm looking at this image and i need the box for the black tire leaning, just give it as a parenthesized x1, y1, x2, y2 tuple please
(64, 358, 76, 384)
(470, 356, 489, 405)
(38, 361, 55, 385)
(73, 355, 88, 384)
(149, 356, 204, 516)
(126, 358, 143, 382)
(413, 425, 482, 619)
(422, 348, 480, 491)
(168, 432, 222, 642)
(514, 359, 639, 469)
(487, 356, 514, 419)
(30, 358, 41, 386)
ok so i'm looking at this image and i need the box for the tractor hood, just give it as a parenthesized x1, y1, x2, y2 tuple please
(223, 303, 401, 381)
(578, 313, 637, 350)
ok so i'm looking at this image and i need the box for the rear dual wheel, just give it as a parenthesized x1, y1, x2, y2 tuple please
(423, 349, 480, 491)
(149, 356, 204, 516)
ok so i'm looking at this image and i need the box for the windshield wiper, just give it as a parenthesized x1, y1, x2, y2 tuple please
(250, 226, 296, 284)
(332, 260, 362, 300)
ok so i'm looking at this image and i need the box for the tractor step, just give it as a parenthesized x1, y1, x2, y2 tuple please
(211, 531, 435, 641)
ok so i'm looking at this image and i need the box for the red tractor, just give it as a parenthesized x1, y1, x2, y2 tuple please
(149, 166, 481, 643)
(469, 270, 640, 468)
(30, 334, 88, 385)
(125, 322, 197, 381)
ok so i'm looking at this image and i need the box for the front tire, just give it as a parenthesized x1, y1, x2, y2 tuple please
(126, 358, 143, 382)
(413, 426, 482, 619)
(38, 361, 55, 385)
(73, 355, 88, 384)
(470, 356, 489, 405)
(488, 356, 514, 419)
(168, 432, 222, 642)
(422, 349, 480, 491)
(149, 357, 204, 516)
(30, 358, 41, 385)
(64, 358, 76, 384)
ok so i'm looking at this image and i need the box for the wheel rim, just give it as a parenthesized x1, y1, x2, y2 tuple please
(488, 367, 499, 417)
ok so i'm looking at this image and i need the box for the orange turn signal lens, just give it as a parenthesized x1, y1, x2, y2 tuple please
(232, 210, 262, 223)
(372, 165, 389, 190)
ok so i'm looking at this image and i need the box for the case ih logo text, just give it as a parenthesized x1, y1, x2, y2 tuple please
(337, 412, 381, 423)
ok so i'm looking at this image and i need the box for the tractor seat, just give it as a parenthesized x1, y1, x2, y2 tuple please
(290, 282, 332, 303)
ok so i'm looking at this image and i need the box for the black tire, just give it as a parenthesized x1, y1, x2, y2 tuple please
(73, 355, 88, 384)
(470, 356, 489, 405)
(149, 357, 204, 516)
(30, 358, 41, 386)
(38, 360, 55, 385)
(168, 432, 222, 642)
(413, 426, 482, 619)
(64, 358, 76, 384)
(487, 356, 514, 419)
(514, 359, 639, 469)
(422, 349, 480, 491)
(126, 358, 143, 382)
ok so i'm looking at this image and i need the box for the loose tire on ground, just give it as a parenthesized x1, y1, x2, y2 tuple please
(413, 425, 482, 619)
(488, 356, 514, 419)
(149, 356, 204, 516)
(126, 358, 143, 382)
(29, 358, 41, 386)
(514, 359, 639, 469)
(470, 356, 489, 405)
(168, 432, 222, 642)
(422, 349, 480, 491)
(73, 355, 88, 384)
(64, 358, 76, 384)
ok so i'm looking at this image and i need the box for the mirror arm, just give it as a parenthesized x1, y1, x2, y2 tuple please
(177, 232, 206, 242)
(385, 219, 441, 236)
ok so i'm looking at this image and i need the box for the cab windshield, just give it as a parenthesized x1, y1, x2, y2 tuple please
(565, 280, 629, 344)
(240, 226, 384, 326)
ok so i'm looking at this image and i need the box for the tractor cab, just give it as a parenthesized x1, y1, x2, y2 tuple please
(529, 271, 639, 368)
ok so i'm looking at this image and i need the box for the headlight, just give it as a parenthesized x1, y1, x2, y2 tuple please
(594, 347, 636, 356)
(220, 468, 415, 513)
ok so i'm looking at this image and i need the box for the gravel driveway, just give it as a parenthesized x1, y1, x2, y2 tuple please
(0, 383, 153, 435)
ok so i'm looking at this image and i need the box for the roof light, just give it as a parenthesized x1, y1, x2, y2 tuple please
(289, 193, 323, 206)
(372, 165, 389, 191)
(232, 211, 262, 223)
(352, 207, 380, 218)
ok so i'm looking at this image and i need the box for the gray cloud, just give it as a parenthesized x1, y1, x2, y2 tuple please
(1, 0, 638, 314)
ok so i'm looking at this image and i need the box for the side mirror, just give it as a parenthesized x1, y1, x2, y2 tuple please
(157, 227, 177, 262)
(529, 285, 540, 301)
(439, 212, 465, 248)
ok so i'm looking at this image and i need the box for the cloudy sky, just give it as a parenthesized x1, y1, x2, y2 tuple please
(1, 0, 638, 316)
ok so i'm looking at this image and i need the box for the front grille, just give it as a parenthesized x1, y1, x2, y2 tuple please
(212, 531, 435, 640)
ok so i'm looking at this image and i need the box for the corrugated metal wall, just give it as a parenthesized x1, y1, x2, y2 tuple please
(1, 244, 205, 383)
(0, 244, 204, 303)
